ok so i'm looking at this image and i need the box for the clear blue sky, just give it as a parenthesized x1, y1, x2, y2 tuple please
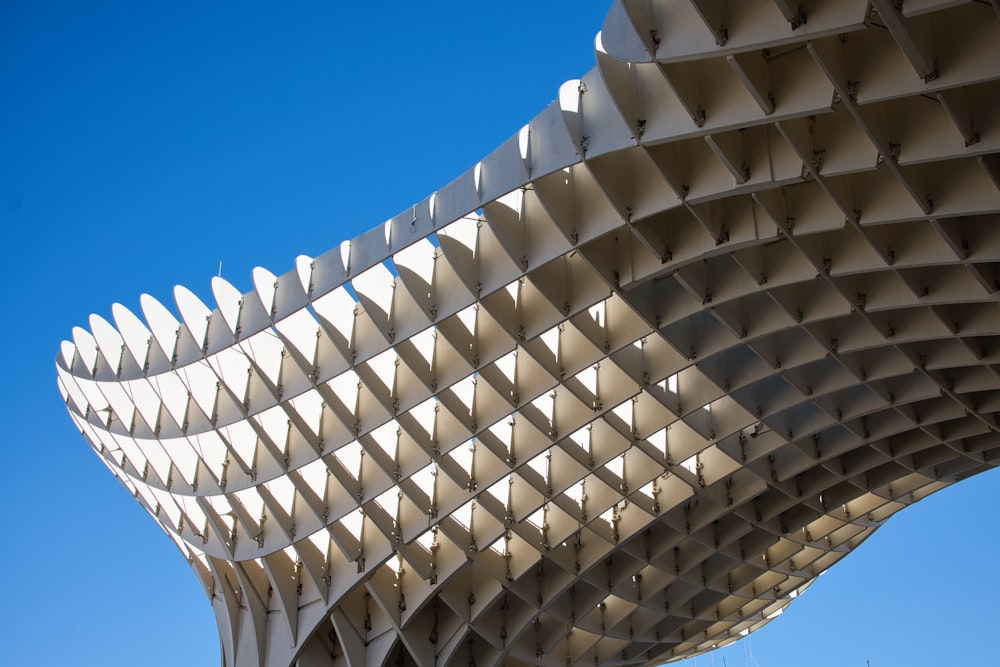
(1, 2, 997, 666)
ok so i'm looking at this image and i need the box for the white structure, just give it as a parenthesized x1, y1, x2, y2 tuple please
(58, 1, 1000, 665)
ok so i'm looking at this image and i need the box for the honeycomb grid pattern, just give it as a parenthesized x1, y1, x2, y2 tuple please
(57, 1, 1000, 666)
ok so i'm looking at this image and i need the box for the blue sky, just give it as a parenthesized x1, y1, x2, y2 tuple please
(1, 2, 996, 665)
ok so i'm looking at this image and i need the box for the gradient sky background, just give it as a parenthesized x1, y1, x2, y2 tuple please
(2, 2, 998, 666)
